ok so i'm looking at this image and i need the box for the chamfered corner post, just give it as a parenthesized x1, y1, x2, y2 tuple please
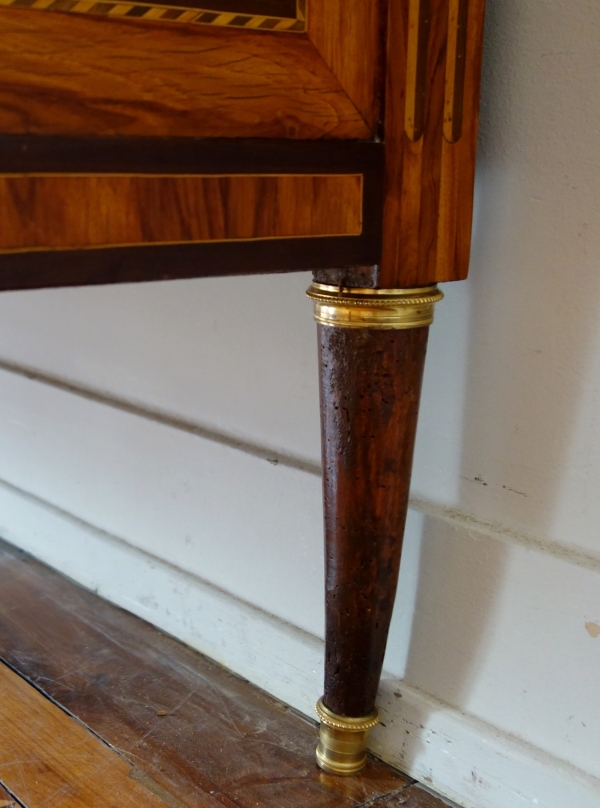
(306, 283, 443, 775)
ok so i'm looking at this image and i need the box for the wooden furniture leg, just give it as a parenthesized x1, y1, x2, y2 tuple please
(307, 283, 444, 775)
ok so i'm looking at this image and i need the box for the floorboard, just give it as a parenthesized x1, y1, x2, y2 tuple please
(0, 662, 171, 807)
(371, 785, 457, 806)
(0, 538, 453, 808)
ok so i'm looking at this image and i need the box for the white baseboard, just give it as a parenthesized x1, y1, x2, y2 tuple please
(0, 478, 599, 808)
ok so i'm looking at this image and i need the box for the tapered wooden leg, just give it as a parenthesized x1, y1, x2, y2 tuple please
(307, 282, 443, 775)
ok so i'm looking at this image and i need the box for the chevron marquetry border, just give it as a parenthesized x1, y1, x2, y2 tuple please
(0, 0, 305, 30)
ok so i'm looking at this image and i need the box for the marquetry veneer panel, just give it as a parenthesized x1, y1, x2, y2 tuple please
(0, 8, 370, 139)
(0, 173, 362, 251)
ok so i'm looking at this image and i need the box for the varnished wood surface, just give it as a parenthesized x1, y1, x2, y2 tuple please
(0, 9, 370, 140)
(373, 786, 453, 807)
(0, 174, 362, 252)
(0, 540, 412, 807)
(307, 0, 386, 132)
(0, 136, 384, 290)
(0, 1, 486, 286)
(318, 326, 430, 717)
(380, 0, 486, 287)
(0, 662, 170, 807)
(0, 540, 451, 807)
(0, 236, 379, 291)
(435, 0, 486, 284)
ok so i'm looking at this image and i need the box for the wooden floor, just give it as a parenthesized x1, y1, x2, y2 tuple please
(0, 539, 451, 808)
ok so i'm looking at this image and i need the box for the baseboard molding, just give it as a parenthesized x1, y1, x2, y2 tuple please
(2, 354, 598, 577)
(0, 478, 598, 808)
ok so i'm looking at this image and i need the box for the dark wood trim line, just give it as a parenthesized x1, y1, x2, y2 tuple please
(0, 135, 383, 176)
(0, 237, 379, 292)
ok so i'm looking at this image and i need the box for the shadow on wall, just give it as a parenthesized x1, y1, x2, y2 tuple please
(383, 0, 600, 774)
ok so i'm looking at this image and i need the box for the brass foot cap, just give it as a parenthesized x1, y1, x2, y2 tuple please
(315, 699, 380, 776)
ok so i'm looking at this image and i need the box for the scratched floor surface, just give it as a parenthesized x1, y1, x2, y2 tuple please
(0, 538, 452, 807)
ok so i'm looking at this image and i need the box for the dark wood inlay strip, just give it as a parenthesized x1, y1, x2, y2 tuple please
(0, 236, 379, 291)
(0, 136, 384, 175)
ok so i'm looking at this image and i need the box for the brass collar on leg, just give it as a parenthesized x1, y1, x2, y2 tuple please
(315, 699, 380, 776)
(306, 283, 443, 329)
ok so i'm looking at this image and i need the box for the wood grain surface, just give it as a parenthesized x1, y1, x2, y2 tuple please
(0, 539, 411, 808)
(0, 236, 379, 291)
(0, 662, 170, 807)
(307, 0, 386, 132)
(0, 136, 384, 288)
(0, 539, 454, 807)
(372, 785, 453, 807)
(0, 174, 362, 251)
(318, 325, 430, 717)
(0, 9, 370, 140)
(380, 0, 486, 287)
(0, 1, 486, 285)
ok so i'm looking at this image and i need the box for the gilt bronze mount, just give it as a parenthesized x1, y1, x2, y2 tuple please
(307, 283, 444, 330)
(315, 699, 380, 776)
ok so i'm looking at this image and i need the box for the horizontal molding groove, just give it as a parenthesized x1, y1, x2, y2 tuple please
(410, 496, 600, 576)
(0, 475, 598, 808)
(0, 355, 598, 574)
(0, 357, 321, 476)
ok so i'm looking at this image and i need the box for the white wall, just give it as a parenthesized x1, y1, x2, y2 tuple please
(1, 1, 600, 806)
